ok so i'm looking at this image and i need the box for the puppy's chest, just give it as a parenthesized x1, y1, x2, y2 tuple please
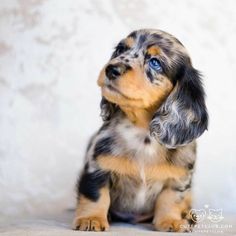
(116, 120, 162, 161)
(110, 174, 163, 213)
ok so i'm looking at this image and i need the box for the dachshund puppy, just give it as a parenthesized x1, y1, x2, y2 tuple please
(73, 29, 208, 232)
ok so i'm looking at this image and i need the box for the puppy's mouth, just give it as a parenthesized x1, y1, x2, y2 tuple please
(106, 84, 121, 94)
(103, 83, 135, 101)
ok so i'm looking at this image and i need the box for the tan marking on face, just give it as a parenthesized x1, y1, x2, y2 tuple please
(97, 155, 187, 181)
(73, 187, 110, 231)
(97, 65, 106, 87)
(147, 46, 161, 56)
(98, 63, 173, 127)
(99, 65, 173, 108)
(125, 37, 135, 48)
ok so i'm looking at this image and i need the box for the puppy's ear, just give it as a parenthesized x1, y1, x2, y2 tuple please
(150, 65, 208, 148)
(100, 97, 119, 121)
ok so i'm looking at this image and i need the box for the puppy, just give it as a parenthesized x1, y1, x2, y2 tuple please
(73, 29, 208, 232)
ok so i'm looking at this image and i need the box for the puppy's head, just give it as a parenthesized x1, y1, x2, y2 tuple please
(98, 29, 208, 148)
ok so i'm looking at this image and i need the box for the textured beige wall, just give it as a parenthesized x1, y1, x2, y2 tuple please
(0, 0, 236, 217)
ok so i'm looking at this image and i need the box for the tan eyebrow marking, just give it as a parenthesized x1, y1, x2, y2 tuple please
(147, 46, 161, 56)
(125, 37, 135, 48)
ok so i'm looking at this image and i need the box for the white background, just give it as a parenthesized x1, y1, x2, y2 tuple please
(0, 0, 236, 218)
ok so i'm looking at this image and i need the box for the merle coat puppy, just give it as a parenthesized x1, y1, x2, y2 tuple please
(73, 29, 208, 232)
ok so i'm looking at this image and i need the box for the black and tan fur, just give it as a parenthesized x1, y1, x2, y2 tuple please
(73, 29, 208, 232)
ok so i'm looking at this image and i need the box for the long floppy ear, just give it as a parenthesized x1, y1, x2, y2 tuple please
(150, 66, 208, 148)
(100, 97, 119, 121)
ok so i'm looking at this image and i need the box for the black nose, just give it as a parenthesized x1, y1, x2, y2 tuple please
(105, 64, 126, 80)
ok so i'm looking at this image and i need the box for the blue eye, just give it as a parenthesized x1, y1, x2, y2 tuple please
(149, 58, 162, 72)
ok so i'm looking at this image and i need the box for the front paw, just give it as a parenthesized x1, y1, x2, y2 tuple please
(154, 218, 192, 232)
(73, 216, 109, 231)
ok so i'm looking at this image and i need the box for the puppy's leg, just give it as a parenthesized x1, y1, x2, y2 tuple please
(73, 170, 110, 231)
(153, 187, 195, 232)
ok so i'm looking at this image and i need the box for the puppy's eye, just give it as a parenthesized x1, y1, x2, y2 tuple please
(149, 58, 162, 72)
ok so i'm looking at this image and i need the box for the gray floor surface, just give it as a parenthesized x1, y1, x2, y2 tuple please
(0, 210, 235, 236)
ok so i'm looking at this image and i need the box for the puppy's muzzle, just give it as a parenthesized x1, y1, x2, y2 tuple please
(105, 63, 130, 80)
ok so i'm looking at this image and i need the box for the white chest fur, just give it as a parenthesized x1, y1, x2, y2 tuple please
(116, 119, 162, 163)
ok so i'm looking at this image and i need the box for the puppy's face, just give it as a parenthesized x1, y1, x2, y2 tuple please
(98, 29, 208, 147)
(98, 29, 189, 109)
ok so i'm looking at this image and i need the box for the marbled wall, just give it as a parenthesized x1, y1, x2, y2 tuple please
(0, 0, 236, 217)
